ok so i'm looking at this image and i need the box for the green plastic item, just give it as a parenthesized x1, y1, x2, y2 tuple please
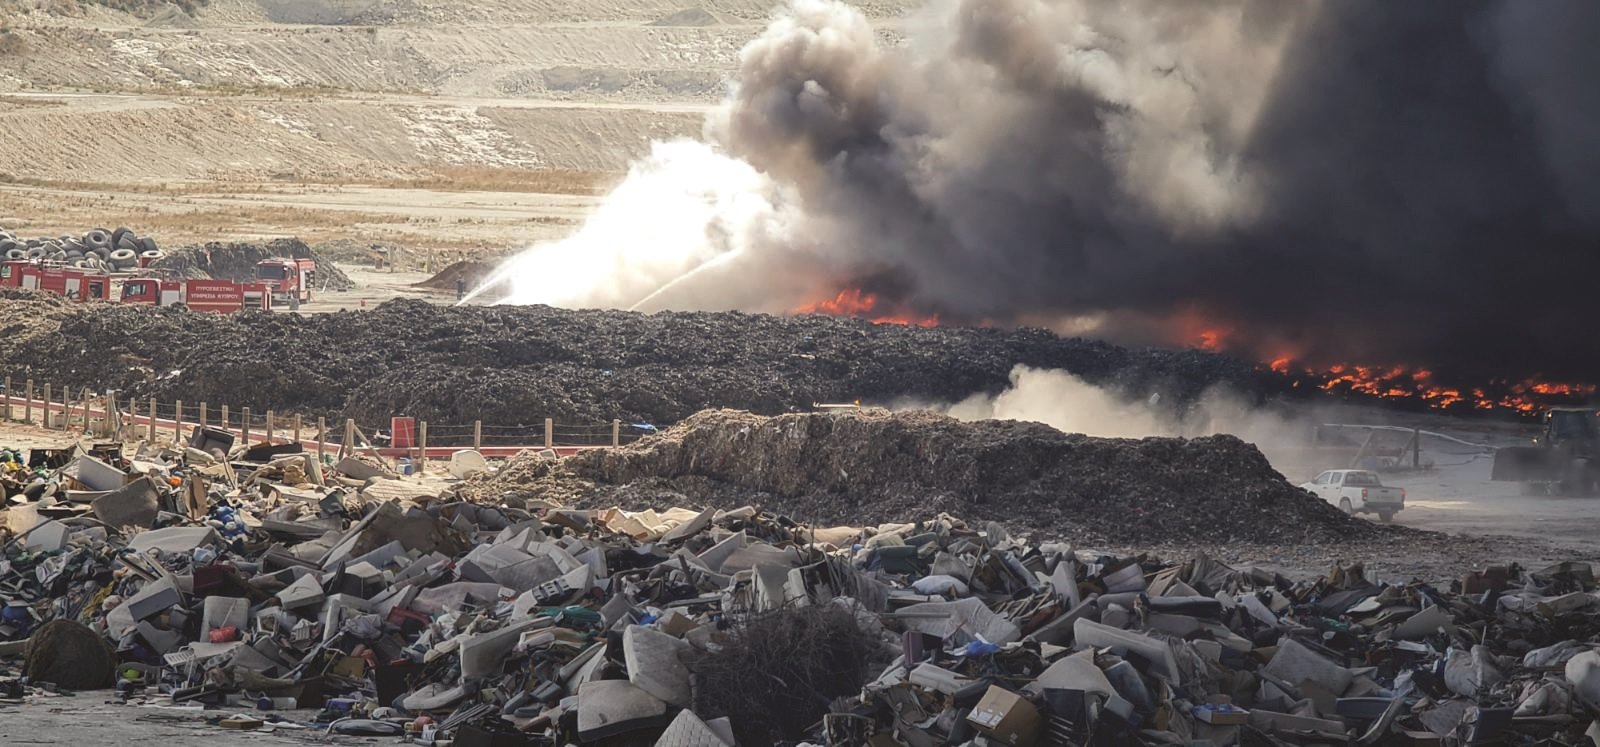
(537, 606, 602, 629)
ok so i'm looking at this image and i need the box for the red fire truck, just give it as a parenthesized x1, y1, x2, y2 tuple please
(253, 258, 317, 304)
(2, 257, 304, 313)
(119, 277, 272, 313)
(0, 261, 111, 301)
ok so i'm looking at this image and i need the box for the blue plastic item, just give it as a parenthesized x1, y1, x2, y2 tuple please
(964, 640, 1001, 657)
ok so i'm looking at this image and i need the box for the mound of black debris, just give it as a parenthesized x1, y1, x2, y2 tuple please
(151, 238, 355, 291)
(0, 297, 1275, 429)
(470, 408, 1374, 545)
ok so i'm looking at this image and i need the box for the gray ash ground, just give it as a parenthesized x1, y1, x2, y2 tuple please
(0, 296, 1279, 430)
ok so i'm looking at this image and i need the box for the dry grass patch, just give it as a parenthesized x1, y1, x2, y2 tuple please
(350, 166, 620, 196)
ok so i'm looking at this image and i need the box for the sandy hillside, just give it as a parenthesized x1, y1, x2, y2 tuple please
(0, 0, 919, 252)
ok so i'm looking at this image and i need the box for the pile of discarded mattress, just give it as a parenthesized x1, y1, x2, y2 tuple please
(1, 430, 1599, 745)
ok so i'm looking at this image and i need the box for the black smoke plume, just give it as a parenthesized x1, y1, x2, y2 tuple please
(501, 0, 1600, 382)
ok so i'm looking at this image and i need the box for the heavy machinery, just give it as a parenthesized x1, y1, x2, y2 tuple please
(1491, 407, 1600, 494)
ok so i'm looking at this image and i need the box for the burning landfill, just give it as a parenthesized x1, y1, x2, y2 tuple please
(1, 0, 1600, 745)
(478, 0, 1600, 409)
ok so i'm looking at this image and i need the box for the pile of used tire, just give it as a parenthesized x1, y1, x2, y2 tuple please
(0, 225, 162, 271)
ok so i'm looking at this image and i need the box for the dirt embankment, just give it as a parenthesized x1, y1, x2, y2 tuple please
(469, 408, 1379, 545)
(0, 297, 1276, 429)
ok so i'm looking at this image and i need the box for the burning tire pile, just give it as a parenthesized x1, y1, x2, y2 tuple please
(468, 408, 1376, 545)
(0, 297, 1273, 429)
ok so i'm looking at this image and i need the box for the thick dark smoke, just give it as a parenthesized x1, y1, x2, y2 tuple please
(498, 0, 1600, 382)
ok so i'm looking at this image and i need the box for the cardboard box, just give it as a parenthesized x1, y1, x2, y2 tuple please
(1194, 703, 1250, 725)
(966, 686, 1042, 746)
(1194, 694, 1250, 725)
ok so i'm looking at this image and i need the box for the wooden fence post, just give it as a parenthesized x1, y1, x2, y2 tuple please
(221, 404, 229, 435)
(106, 389, 118, 436)
(293, 414, 302, 445)
(23, 379, 33, 425)
(129, 399, 138, 440)
(344, 419, 356, 459)
(317, 417, 327, 461)
(41, 384, 51, 429)
(473, 419, 482, 450)
(199, 402, 208, 428)
(174, 399, 184, 443)
(418, 421, 428, 472)
(544, 418, 554, 449)
(59, 384, 66, 429)
(612, 419, 621, 448)
(242, 406, 252, 445)
(2, 375, 9, 421)
(147, 397, 156, 443)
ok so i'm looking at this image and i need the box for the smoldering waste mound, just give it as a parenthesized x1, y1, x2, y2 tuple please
(0, 298, 1274, 430)
(475, 409, 1374, 545)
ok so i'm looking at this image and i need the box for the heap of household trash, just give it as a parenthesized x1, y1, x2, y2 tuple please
(2, 428, 1600, 746)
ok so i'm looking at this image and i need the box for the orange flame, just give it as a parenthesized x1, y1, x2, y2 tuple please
(1175, 312, 1591, 415)
(1274, 357, 1590, 414)
(793, 288, 940, 327)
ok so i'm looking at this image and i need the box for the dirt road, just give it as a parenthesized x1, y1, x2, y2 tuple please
(1383, 433, 1600, 548)
(0, 692, 338, 745)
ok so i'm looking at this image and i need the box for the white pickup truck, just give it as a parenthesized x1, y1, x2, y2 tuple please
(1300, 469, 1406, 522)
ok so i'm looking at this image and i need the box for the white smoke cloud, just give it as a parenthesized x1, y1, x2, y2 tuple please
(473, 140, 797, 311)
(939, 364, 1306, 451)
(481, 0, 1295, 316)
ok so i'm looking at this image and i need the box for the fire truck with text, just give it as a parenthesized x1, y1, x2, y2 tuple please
(0, 256, 312, 313)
